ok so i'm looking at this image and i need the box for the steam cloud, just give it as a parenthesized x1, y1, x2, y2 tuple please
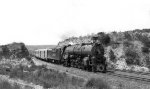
(60, 30, 77, 41)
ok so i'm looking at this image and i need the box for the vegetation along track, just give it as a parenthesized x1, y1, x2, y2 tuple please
(33, 57, 150, 83)
(32, 57, 88, 80)
(106, 70, 150, 83)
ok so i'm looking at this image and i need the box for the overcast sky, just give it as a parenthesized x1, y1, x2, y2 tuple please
(0, 0, 150, 45)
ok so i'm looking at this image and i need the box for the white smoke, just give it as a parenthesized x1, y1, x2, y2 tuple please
(68, 42, 75, 45)
(60, 30, 77, 41)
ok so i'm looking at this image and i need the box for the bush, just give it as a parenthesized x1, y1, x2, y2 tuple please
(1, 46, 10, 59)
(125, 48, 140, 65)
(142, 47, 149, 53)
(0, 62, 85, 89)
(84, 78, 111, 89)
(37, 69, 68, 88)
(97, 32, 110, 45)
(124, 32, 133, 41)
(0, 81, 21, 89)
(9, 65, 25, 79)
(109, 50, 116, 62)
(0, 42, 29, 59)
(144, 55, 150, 68)
(123, 41, 132, 47)
(135, 33, 150, 47)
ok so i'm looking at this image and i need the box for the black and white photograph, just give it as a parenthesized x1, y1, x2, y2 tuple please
(0, 0, 150, 89)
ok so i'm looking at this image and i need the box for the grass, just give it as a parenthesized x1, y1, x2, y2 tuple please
(0, 60, 112, 89)
(0, 64, 85, 89)
(2, 58, 150, 89)
(1, 59, 150, 89)
(0, 80, 21, 89)
(84, 78, 111, 89)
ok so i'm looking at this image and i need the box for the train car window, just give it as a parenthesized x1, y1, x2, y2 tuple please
(39, 51, 40, 57)
(46, 50, 47, 58)
(38, 51, 39, 57)
(40, 51, 41, 57)
(43, 51, 45, 57)
(39, 51, 41, 57)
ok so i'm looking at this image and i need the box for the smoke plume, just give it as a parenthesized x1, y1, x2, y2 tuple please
(60, 30, 77, 41)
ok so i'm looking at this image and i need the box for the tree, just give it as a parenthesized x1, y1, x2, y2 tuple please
(97, 32, 110, 45)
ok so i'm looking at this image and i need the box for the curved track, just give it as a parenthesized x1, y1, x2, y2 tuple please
(106, 71, 150, 83)
(114, 69, 150, 76)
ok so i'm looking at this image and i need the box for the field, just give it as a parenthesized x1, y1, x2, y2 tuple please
(0, 58, 109, 89)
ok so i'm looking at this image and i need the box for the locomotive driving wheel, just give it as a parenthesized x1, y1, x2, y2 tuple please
(96, 64, 106, 73)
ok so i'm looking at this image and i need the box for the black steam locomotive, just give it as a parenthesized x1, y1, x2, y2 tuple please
(34, 36, 107, 73)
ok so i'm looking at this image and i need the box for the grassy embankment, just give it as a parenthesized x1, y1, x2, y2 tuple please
(1, 58, 150, 89)
(0, 58, 111, 89)
(0, 80, 21, 89)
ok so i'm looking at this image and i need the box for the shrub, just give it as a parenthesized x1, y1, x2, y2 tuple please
(0, 81, 21, 89)
(70, 76, 85, 87)
(37, 70, 68, 88)
(142, 47, 149, 53)
(9, 65, 24, 79)
(0, 63, 85, 89)
(0, 42, 29, 59)
(125, 48, 140, 65)
(123, 41, 132, 47)
(135, 33, 150, 47)
(1, 46, 10, 59)
(84, 78, 111, 89)
(97, 32, 110, 45)
(124, 32, 133, 41)
(109, 50, 116, 62)
(144, 55, 150, 68)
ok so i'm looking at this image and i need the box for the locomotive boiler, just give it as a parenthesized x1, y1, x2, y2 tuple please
(62, 42, 107, 72)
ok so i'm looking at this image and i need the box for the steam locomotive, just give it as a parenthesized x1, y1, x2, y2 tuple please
(34, 36, 107, 73)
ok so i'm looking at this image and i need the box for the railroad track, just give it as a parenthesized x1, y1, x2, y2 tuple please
(33, 57, 150, 83)
(114, 69, 150, 76)
(106, 71, 150, 83)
